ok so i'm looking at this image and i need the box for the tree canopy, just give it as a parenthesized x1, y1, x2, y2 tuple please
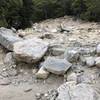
(0, 0, 100, 29)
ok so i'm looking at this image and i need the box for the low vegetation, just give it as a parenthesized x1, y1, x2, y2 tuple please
(0, 0, 100, 29)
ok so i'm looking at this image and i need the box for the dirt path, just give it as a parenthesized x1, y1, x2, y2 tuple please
(0, 76, 63, 100)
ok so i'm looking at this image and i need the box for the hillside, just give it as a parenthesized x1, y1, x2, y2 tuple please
(0, 16, 100, 100)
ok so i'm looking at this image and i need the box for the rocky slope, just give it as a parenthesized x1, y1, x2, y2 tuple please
(0, 16, 100, 100)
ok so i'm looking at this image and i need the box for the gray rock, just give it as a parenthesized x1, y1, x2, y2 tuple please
(96, 44, 100, 55)
(4, 52, 16, 65)
(85, 57, 95, 67)
(67, 72, 77, 82)
(64, 46, 96, 63)
(60, 24, 73, 33)
(0, 27, 22, 51)
(64, 47, 80, 63)
(0, 78, 11, 85)
(24, 87, 32, 92)
(7, 68, 18, 76)
(43, 57, 72, 75)
(70, 83, 99, 100)
(40, 33, 54, 39)
(50, 46, 65, 56)
(57, 82, 99, 100)
(56, 81, 76, 100)
(79, 47, 96, 56)
(35, 67, 49, 79)
(95, 57, 100, 67)
(13, 38, 49, 63)
(79, 56, 86, 66)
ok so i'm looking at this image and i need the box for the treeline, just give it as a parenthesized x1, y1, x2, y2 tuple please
(0, 0, 100, 29)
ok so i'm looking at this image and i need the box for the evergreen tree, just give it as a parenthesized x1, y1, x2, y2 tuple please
(0, 0, 100, 28)
(72, 0, 87, 17)
(20, 0, 34, 29)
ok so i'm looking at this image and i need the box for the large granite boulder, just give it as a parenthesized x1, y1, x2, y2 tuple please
(56, 82, 99, 100)
(13, 38, 49, 63)
(70, 83, 99, 100)
(0, 27, 22, 51)
(43, 57, 72, 75)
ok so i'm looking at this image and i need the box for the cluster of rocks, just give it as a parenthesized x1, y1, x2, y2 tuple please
(1, 27, 100, 80)
(34, 44, 100, 100)
(0, 27, 71, 79)
(0, 24, 100, 100)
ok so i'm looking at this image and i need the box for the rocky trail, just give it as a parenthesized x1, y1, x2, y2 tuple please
(0, 16, 100, 100)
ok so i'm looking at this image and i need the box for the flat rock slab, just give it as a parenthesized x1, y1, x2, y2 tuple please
(13, 38, 49, 63)
(43, 57, 72, 75)
(0, 27, 22, 51)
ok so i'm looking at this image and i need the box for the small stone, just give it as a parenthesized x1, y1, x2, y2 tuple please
(95, 57, 100, 67)
(4, 52, 16, 65)
(50, 29, 58, 33)
(79, 56, 86, 66)
(2, 68, 7, 71)
(40, 33, 54, 39)
(96, 44, 100, 55)
(0, 78, 11, 85)
(24, 87, 32, 92)
(44, 93, 48, 97)
(67, 72, 77, 82)
(35, 67, 49, 79)
(32, 68, 38, 74)
(35, 93, 42, 99)
(64, 47, 80, 63)
(85, 57, 95, 67)
(51, 47, 65, 56)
